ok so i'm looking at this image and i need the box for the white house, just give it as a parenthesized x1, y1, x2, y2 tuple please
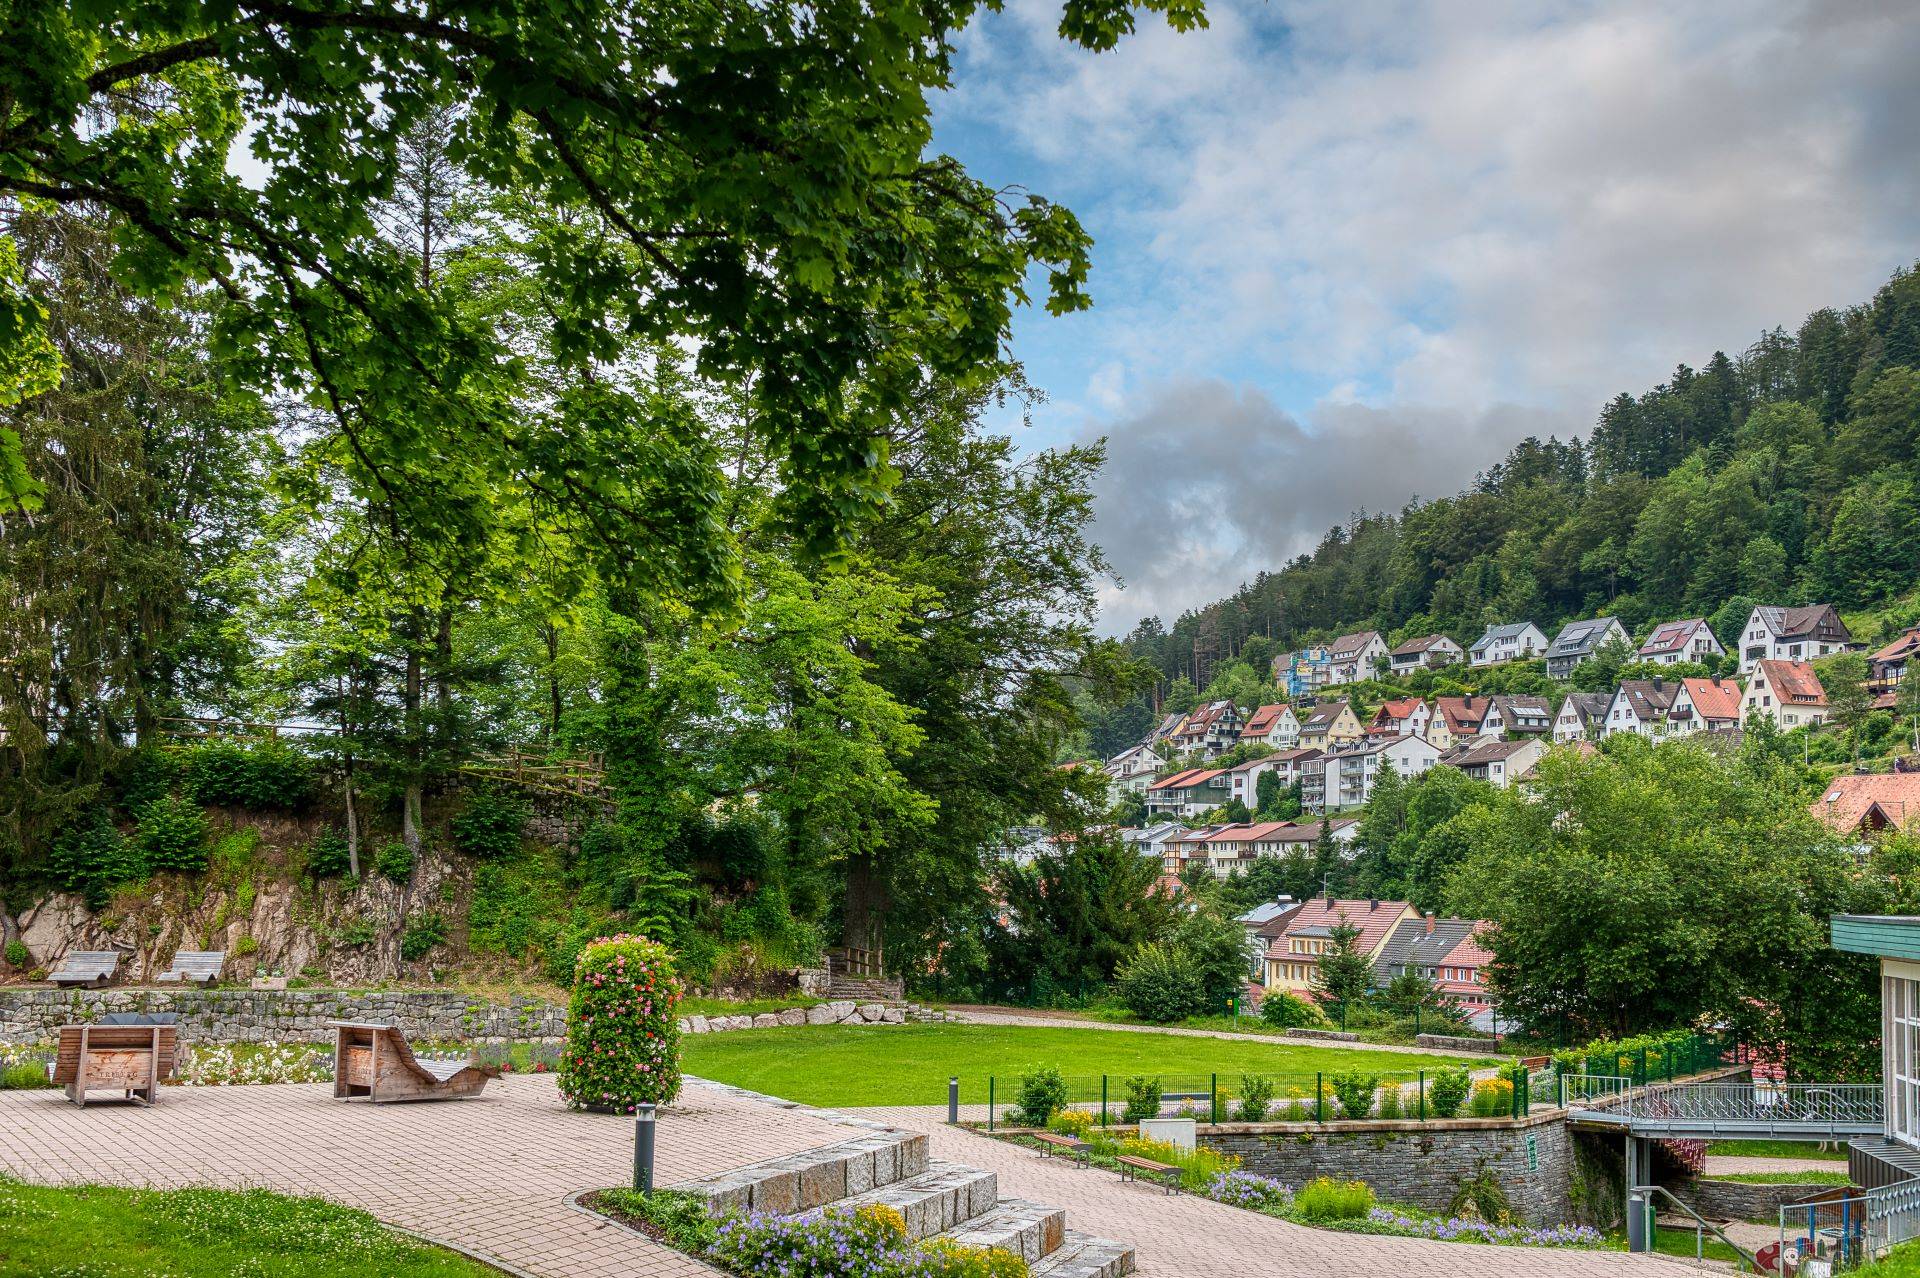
(1740, 659, 1829, 731)
(1103, 743, 1164, 803)
(1315, 735, 1441, 812)
(1469, 622, 1549, 668)
(1544, 616, 1631, 679)
(1367, 697, 1432, 739)
(1325, 630, 1390, 684)
(1637, 617, 1724, 666)
(1736, 605, 1853, 674)
(1602, 678, 1682, 738)
(1388, 634, 1464, 674)
(1668, 676, 1743, 736)
(1238, 702, 1300, 748)
(1553, 692, 1611, 742)
(1440, 737, 1545, 789)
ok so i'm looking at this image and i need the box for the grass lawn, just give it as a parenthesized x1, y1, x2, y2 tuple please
(1711, 1170, 1853, 1185)
(680, 1021, 1491, 1108)
(1854, 1242, 1920, 1276)
(0, 1179, 496, 1277)
(1707, 1139, 1849, 1161)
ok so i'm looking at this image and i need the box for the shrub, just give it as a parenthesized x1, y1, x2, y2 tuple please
(1448, 1169, 1514, 1223)
(921, 1238, 1029, 1278)
(1292, 1177, 1375, 1221)
(334, 918, 377, 948)
(306, 829, 353, 878)
(558, 933, 682, 1113)
(182, 739, 313, 810)
(4, 939, 28, 970)
(1115, 942, 1203, 1023)
(1428, 1067, 1471, 1119)
(1011, 1064, 1069, 1127)
(1236, 1074, 1274, 1122)
(1468, 1078, 1514, 1118)
(374, 840, 413, 882)
(1257, 989, 1329, 1030)
(450, 786, 529, 859)
(2, 1061, 51, 1089)
(1205, 1169, 1291, 1211)
(1329, 1072, 1378, 1119)
(595, 1188, 718, 1254)
(134, 795, 209, 873)
(47, 812, 142, 907)
(1048, 1108, 1095, 1137)
(233, 935, 259, 957)
(400, 912, 447, 962)
(108, 745, 180, 810)
(1375, 1084, 1404, 1120)
(1121, 1074, 1161, 1124)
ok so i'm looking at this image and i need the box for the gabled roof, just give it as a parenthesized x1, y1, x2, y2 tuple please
(1433, 695, 1492, 732)
(1390, 634, 1455, 657)
(1241, 703, 1293, 736)
(1373, 697, 1426, 722)
(1146, 767, 1227, 791)
(1547, 617, 1623, 658)
(1302, 703, 1350, 728)
(1491, 694, 1552, 724)
(1754, 604, 1850, 643)
(1872, 628, 1920, 665)
(1376, 916, 1480, 977)
(1328, 630, 1382, 659)
(1272, 898, 1414, 961)
(1639, 617, 1713, 656)
(1755, 659, 1827, 706)
(1179, 700, 1235, 732)
(1614, 679, 1681, 721)
(1680, 677, 1742, 723)
(1443, 738, 1535, 767)
(1815, 774, 1920, 833)
(1560, 691, 1612, 721)
(1473, 621, 1539, 646)
(1238, 899, 1300, 927)
(1257, 818, 1358, 845)
(1267, 747, 1323, 764)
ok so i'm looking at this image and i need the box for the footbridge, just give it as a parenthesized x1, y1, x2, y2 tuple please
(1565, 1075, 1884, 1139)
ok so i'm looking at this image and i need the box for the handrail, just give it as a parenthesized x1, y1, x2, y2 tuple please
(1638, 1184, 1757, 1270)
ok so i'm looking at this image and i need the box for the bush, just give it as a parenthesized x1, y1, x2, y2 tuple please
(558, 933, 682, 1113)
(48, 812, 143, 907)
(1121, 1074, 1161, 1124)
(1375, 1084, 1403, 1120)
(306, 829, 353, 878)
(374, 840, 413, 882)
(334, 918, 376, 948)
(400, 913, 447, 962)
(183, 739, 313, 810)
(1428, 1067, 1471, 1119)
(134, 795, 209, 873)
(1467, 1078, 1514, 1117)
(1011, 1064, 1069, 1127)
(2, 1061, 51, 1089)
(4, 939, 29, 970)
(1292, 1177, 1376, 1221)
(108, 745, 180, 810)
(1257, 989, 1329, 1030)
(1115, 943, 1203, 1023)
(595, 1188, 719, 1254)
(1329, 1072, 1378, 1119)
(1048, 1109, 1095, 1137)
(1236, 1074, 1274, 1122)
(450, 786, 529, 859)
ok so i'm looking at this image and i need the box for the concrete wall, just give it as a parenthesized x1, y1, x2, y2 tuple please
(1200, 1113, 1574, 1225)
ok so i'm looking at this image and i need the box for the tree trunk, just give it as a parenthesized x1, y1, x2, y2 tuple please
(402, 609, 424, 854)
(842, 850, 890, 967)
(338, 669, 361, 879)
(542, 622, 561, 745)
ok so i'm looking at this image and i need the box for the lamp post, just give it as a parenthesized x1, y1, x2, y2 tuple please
(633, 1103, 657, 1192)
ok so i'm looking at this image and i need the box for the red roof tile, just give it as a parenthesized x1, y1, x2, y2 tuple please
(1814, 774, 1920, 833)
(1756, 659, 1827, 706)
(1680, 676, 1742, 723)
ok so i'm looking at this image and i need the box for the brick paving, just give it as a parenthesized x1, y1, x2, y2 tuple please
(0, 1075, 846, 1277)
(851, 1105, 1698, 1277)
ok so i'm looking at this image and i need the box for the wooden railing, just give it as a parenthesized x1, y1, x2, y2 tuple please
(458, 749, 611, 803)
(826, 946, 886, 980)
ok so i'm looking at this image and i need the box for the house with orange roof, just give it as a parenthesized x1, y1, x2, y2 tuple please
(1168, 700, 1244, 758)
(1428, 694, 1500, 750)
(1144, 766, 1231, 818)
(1262, 897, 1420, 996)
(1238, 702, 1301, 749)
(1813, 774, 1920, 837)
(1669, 675, 1742, 736)
(1740, 659, 1828, 732)
(1367, 697, 1431, 740)
(1869, 626, 1920, 706)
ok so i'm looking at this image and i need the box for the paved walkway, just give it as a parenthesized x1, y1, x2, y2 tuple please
(0, 1075, 846, 1278)
(852, 1104, 1695, 1277)
(1701, 1155, 1846, 1176)
(942, 1006, 1497, 1059)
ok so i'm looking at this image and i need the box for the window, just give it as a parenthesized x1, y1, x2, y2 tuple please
(1890, 973, 1920, 1147)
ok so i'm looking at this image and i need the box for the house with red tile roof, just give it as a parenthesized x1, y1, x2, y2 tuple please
(1168, 700, 1244, 758)
(1671, 676, 1742, 735)
(1870, 627, 1920, 707)
(1262, 897, 1419, 996)
(1740, 659, 1828, 731)
(1814, 774, 1920, 837)
(1637, 617, 1724, 665)
(1367, 697, 1431, 740)
(1428, 694, 1499, 750)
(1144, 766, 1231, 818)
(1238, 702, 1300, 748)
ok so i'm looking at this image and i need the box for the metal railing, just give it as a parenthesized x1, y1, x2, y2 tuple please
(1566, 1076, 1883, 1137)
(1775, 1179, 1920, 1273)
(1634, 1183, 1756, 1269)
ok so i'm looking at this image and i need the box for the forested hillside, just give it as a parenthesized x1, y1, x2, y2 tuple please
(1090, 264, 1920, 754)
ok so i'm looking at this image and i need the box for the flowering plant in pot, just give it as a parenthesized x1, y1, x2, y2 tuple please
(558, 934, 682, 1113)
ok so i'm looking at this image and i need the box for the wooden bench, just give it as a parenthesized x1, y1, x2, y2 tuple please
(1116, 1153, 1180, 1194)
(46, 951, 120, 988)
(1033, 1132, 1091, 1167)
(53, 1021, 177, 1107)
(329, 1022, 499, 1103)
(156, 950, 226, 985)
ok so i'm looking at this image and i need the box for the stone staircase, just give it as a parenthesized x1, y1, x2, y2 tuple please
(674, 1127, 1133, 1277)
(824, 974, 907, 1002)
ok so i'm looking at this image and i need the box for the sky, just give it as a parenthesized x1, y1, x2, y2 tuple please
(930, 0, 1920, 633)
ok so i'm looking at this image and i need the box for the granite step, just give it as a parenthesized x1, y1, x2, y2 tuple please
(672, 1129, 928, 1215)
(937, 1198, 1067, 1265)
(836, 1161, 999, 1239)
(1029, 1229, 1136, 1278)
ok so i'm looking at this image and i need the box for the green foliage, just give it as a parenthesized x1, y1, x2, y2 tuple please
(1236, 1073, 1274, 1122)
(182, 739, 314, 810)
(1328, 1072, 1379, 1119)
(107, 747, 181, 812)
(449, 786, 529, 859)
(134, 796, 209, 874)
(559, 934, 682, 1113)
(1292, 1177, 1376, 1221)
(2, 1062, 52, 1089)
(1011, 1064, 1070, 1127)
(3, 939, 28, 970)
(47, 811, 142, 907)
(1258, 990, 1330, 1030)
(991, 831, 1177, 998)
(1311, 920, 1374, 1007)
(374, 840, 414, 882)
(1467, 1078, 1515, 1117)
(1122, 1074, 1162, 1124)
(334, 918, 377, 948)
(1115, 943, 1204, 1023)
(594, 1189, 720, 1254)
(400, 913, 448, 962)
(306, 829, 353, 879)
(1427, 1068, 1471, 1119)
(1448, 1170, 1513, 1223)
(1374, 1083, 1403, 1120)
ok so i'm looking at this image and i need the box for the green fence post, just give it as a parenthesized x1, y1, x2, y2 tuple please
(988, 1077, 995, 1132)
(1211, 1073, 1219, 1125)
(1418, 1070, 1426, 1121)
(1513, 1068, 1523, 1119)
(1316, 1073, 1325, 1123)
(1415, 1004, 1421, 1037)
(1101, 1075, 1109, 1127)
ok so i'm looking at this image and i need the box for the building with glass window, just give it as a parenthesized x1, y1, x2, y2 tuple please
(1832, 914, 1920, 1189)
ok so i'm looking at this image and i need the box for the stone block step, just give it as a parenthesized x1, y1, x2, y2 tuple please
(939, 1198, 1067, 1265)
(837, 1161, 998, 1239)
(1030, 1230, 1136, 1278)
(672, 1129, 928, 1215)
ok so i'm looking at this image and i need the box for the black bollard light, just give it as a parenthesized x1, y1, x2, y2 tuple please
(948, 1077, 959, 1124)
(633, 1103, 657, 1192)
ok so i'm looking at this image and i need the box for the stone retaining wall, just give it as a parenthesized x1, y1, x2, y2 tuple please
(1677, 1177, 1844, 1225)
(1200, 1112, 1574, 1225)
(1281, 1027, 1359, 1042)
(1415, 1032, 1501, 1053)
(0, 987, 940, 1044)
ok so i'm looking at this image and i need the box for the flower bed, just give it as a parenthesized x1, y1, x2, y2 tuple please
(1364, 1206, 1605, 1246)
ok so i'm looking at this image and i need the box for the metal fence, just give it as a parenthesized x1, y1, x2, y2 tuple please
(1569, 1076, 1883, 1137)
(1775, 1179, 1920, 1273)
(1553, 1030, 1739, 1087)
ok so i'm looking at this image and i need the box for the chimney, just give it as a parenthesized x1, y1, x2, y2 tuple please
(1652, 676, 1664, 693)
(1369, 898, 1380, 910)
(1712, 674, 1721, 686)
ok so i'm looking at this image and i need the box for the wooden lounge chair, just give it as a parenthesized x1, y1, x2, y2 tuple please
(155, 950, 226, 984)
(329, 1022, 499, 1103)
(53, 1020, 177, 1107)
(46, 951, 120, 988)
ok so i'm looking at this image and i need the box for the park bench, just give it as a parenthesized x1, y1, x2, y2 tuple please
(1115, 1153, 1180, 1195)
(1033, 1132, 1091, 1167)
(46, 950, 120, 988)
(155, 950, 226, 985)
(329, 1022, 499, 1103)
(53, 1019, 177, 1107)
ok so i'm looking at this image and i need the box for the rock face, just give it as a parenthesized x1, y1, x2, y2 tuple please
(0, 987, 566, 1045)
